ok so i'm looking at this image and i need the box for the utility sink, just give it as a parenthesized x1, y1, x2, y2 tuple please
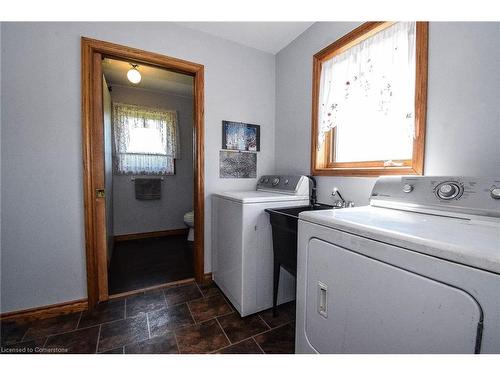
(265, 204, 335, 249)
(265, 205, 336, 272)
(266, 203, 334, 219)
(265, 203, 336, 314)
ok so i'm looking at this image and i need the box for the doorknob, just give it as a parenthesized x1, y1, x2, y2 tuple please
(96, 189, 105, 198)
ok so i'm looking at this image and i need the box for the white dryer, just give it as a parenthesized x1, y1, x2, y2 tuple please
(296, 176, 500, 353)
(212, 175, 310, 316)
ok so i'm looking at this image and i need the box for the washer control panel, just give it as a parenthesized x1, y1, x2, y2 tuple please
(257, 175, 309, 195)
(370, 176, 500, 218)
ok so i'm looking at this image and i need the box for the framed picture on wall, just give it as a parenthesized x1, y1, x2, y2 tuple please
(222, 121, 261, 152)
(219, 150, 257, 178)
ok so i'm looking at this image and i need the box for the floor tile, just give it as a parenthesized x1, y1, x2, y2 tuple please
(148, 304, 194, 337)
(23, 313, 81, 341)
(197, 281, 221, 298)
(188, 295, 232, 322)
(216, 338, 263, 354)
(175, 319, 230, 354)
(126, 290, 166, 318)
(125, 334, 178, 354)
(163, 283, 202, 306)
(99, 347, 124, 354)
(108, 235, 194, 294)
(78, 299, 125, 329)
(254, 323, 295, 354)
(217, 312, 268, 343)
(0, 320, 29, 345)
(43, 326, 100, 354)
(97, 315, 149, 352)
(258, 301, 296, 328)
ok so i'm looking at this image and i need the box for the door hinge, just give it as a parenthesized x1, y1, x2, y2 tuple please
(96, 189, 105, 198)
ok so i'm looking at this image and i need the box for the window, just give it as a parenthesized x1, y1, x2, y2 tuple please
(311, 22, 428, 176)
(113, 103, 179, 175)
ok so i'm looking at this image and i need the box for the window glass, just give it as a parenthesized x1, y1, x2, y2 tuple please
(311, 21, 427, 176)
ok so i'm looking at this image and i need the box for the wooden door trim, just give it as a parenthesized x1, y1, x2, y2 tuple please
(81, 37, 205, 308)
(0, 299, 88, 323)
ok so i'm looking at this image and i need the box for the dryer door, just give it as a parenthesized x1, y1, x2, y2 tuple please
(305, 238, 482, 353)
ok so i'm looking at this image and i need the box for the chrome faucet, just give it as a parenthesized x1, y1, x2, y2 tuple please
(331, 187, 354, 208)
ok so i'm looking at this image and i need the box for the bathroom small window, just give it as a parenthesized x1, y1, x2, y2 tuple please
(311, 22, 428, 176)
(113, 103, 179, 175)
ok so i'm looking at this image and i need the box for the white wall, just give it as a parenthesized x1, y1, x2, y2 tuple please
(0, 22, 275, 313)
(110, 85, 194, 235)
(275, 22, 500, 207)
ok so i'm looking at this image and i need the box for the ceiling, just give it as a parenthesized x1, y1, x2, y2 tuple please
(176, 22, 314, 54)
(102, 58, 194, 97)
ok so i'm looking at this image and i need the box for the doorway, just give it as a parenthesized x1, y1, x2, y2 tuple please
(102, 57, 196, 295)
(82, 38, 205, 308)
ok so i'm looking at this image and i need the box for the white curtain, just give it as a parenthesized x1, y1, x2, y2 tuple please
(113, 103, 180, 175)
(317, 22, 416, 151)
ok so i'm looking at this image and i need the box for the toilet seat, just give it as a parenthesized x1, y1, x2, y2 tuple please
(184, 211, 194, 241)
(184, 211, 194, 225)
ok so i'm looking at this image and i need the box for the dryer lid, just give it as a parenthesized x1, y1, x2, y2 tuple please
(300, 206, 500, 275)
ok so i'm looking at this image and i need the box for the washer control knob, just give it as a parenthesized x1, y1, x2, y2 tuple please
(437, 183, 460, 200)
(402, 184, 413, 193)
(272, 178, 280, 186)
(490, 187, 500, 199)
(284, 179, 289, 185)
(264, 178, 269, 183)
(439, 184, 455, 197)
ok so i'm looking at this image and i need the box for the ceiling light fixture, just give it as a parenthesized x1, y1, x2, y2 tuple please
(127, 64, 141, 84)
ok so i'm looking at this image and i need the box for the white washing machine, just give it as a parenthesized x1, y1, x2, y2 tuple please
(296, 176, 500, 354)
(212, 175, 310, 316)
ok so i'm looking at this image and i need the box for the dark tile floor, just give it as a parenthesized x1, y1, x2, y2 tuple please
(108, 235, 194, 294)
(0, 281, 296, 354)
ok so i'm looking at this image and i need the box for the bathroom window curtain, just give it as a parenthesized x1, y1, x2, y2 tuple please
(113, 103, 180, 175)
(317, 22, 416, 159)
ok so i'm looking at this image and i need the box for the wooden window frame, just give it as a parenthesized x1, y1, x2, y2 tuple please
(310, 22, 428, 177)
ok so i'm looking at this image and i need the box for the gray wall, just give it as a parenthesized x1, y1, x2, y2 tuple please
(0, 22, 275, 313)
(275, 22, 500, 207)
(109, 85, 194, 235)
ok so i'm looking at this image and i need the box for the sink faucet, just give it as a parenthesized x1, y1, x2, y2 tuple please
(331, 187, 354, 208)
(306, 175, 317, 207)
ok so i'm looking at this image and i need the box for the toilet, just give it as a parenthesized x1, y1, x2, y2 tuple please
(183, 210, 194, 241)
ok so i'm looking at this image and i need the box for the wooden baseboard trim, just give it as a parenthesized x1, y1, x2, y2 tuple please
(114, 228, 189, 242)
(203, 272, 213, 283)
(0, 299, 88, 323)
